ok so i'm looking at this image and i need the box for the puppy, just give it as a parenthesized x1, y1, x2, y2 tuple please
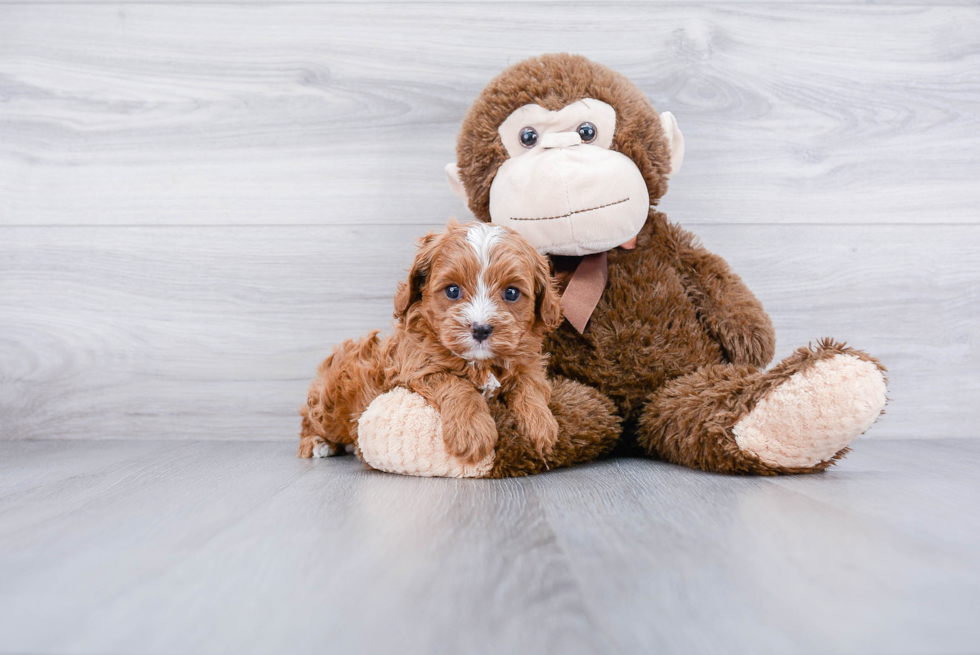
(298, 219, 563, 465)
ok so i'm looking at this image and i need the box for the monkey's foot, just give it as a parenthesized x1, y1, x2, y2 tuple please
(733, 351, 887, 469)
(356, 387, 494, 478)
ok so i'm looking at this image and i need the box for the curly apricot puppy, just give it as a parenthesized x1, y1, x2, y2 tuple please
(298, 219, 563, 465)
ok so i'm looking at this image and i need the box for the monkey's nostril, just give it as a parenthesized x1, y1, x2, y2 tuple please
(472, 323, 494, 343)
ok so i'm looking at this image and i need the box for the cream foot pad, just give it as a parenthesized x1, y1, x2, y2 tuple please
(733, 354, 887, 468)
(357, 387, 495, 478)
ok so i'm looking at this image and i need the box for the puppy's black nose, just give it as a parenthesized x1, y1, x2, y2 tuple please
(472, 323, 494, 343)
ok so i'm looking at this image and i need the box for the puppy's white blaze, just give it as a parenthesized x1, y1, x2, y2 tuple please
(463, 223, 505, 326)
(461, 282, 495, 325)
(465, 222, 505, 268)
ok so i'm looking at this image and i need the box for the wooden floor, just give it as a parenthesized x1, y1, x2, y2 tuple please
(1, 439, 978, 655)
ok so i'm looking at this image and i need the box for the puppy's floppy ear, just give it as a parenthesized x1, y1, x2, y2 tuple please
(394, 231, 440, 323)
(533, 253, 563, 333)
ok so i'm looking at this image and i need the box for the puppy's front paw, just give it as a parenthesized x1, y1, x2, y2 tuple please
(442, 411, 498, 466)
(518, 406, 559, 457)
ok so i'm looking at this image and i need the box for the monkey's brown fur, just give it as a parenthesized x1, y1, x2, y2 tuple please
(486, 377, 621, 478)
(452, 54, 886, 476)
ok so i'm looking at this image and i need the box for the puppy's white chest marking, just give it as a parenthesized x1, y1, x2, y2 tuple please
(480, 372, 501, 398)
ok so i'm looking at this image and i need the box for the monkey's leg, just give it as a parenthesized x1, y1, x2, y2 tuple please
(486, 377, 621, 478)
(356, 378, 621, 478)
(637, 340, 887, 475)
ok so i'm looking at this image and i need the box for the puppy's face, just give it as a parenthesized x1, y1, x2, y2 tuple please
(394, 220, 562, 362)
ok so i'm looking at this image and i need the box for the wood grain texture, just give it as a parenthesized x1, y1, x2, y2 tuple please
(1, 4, 978, 226)
(0, 224, 427, 442)
(530, 441, 980, 654)
(1, 223, 976, 442)
(0, 439, 978, 654)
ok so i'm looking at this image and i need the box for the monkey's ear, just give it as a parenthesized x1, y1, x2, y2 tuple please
(659, 111, 685, 175)
(445, 162, 469, 202)
(394, 233, 439, 323)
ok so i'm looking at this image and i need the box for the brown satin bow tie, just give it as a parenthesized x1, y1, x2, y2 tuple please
(560, 252, 609, 334)
(556, 236, 637, 333)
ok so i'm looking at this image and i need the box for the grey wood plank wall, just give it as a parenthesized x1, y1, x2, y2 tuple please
(1, 3, 978, 442)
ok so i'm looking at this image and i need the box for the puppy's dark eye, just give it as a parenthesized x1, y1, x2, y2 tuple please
(520, 127, 538, 148)
(445, 284, 461, 300)
(577, 122, 597, 143)
(503, 287, 521, 302)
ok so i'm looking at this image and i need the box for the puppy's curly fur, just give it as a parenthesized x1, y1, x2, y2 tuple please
(299, 219, 562, 465)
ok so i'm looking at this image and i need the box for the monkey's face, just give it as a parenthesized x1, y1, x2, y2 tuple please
(447, 54, 685, 258)
(486, 99, 649, 257)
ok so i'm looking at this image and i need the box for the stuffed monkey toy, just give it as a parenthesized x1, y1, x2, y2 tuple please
(349, 53, 888, 478)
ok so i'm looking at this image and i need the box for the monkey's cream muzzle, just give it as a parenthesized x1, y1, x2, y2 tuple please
(478, 98, 651, 256)
(488, 131, 649, 256)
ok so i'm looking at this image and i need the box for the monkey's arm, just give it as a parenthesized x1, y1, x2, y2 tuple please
(664, 223, 776, 368)
(408, 373, 498, 465)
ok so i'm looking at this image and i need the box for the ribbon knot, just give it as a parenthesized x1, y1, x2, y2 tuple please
(559, 252, 608, 334)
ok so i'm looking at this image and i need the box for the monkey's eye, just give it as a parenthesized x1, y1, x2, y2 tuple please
(503, 287, 521, 302)
(445, 284, 461, 300)
(577, 122, 597, 143)
(520, 127, 538, 148)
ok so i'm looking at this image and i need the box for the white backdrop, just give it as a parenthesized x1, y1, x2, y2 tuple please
(1, 2, 977, 441)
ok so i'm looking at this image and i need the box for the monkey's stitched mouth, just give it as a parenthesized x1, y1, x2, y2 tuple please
(509, 197, 629, 222)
